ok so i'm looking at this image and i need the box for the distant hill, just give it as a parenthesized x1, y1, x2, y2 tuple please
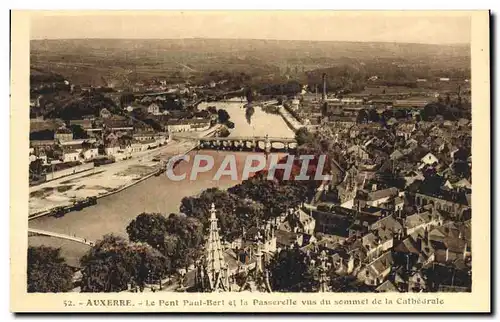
(30, 38, 470, 86)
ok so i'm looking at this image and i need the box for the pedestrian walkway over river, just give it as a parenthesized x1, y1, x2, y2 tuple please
(28, 228, 94, 246)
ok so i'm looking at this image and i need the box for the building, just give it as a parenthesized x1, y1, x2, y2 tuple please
(69, 119, 93, 131)
(395, 123, 417, 140)
(100, 108, 112, 119)
(166, 118, 211, 133)
(105, 141, 121, 156)
(82, 147, 99, 160)
(357, 251, 394, 286)
(133, 131, 156, 142)
(341, 98, 364, 105)
(54, 127, 73, 143)
(62, 149, 80, 162)
(279, 208, 316, 235)
(393, 100, 429, 109)
(147, 103, 161, 115)
(420, 152, 439, 167)
(404, 211, 442, 236)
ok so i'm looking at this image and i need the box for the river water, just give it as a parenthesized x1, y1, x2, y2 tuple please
(28, 102, 295, 267)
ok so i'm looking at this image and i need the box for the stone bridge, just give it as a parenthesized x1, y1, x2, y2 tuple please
(28, 228, 94, 246)
(196, 136, 298, 152)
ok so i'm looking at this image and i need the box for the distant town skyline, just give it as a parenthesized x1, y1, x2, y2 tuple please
(30, 11, 471, 45)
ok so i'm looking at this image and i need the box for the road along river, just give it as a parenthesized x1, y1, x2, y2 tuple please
(28, 102, 295, 266)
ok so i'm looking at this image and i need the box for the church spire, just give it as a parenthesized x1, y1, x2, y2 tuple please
(204, 203, 228, 291)
(318, 250, 329, 293)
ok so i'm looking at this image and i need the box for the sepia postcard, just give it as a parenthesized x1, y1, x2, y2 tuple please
(10, 10, 491, 313)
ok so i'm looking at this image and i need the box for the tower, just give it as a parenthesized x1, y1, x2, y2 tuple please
(195, 203, 230, 292)
(322, 73, 327, 101)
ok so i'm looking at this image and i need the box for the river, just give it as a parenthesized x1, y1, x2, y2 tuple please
(28, 102, 295, 267)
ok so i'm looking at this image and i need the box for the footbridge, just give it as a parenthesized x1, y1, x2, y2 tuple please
(28, 228, 95, 246)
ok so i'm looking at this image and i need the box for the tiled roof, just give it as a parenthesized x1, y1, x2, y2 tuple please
(368, 187, 399, 201)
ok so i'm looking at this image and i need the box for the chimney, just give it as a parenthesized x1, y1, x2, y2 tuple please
(322, 73, 327, 101)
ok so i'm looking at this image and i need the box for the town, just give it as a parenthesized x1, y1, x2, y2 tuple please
(27, 36, 472, 295)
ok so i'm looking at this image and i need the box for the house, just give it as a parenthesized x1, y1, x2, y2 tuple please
(370, 215, 403, 236)
(147, 103, 161, 115)
(69, 119, 93, 130)
(166, 120, 192, 133)
(408, 271, 427, 292)
(55, 127, 73, 143)
(166, 118, 211, 133)
(103, 118, 134, 132)
(100, 108, 112, 119)
(189, 118, 212, 132)
(375, 280, 399, 292)
(131, 141, 144, 153)
(420, 152, 439, 167)
(347, 145, 371, 160)
(365, 187, 400, 208)
(275, 230, 303, 249)
(403, 170, 425, 187)
(390, 149, 404, 161)
(133, 131, 156, 142)
(362, 232, 393, 261)
(105, 141, 121, 156)
(358, 251, 394, 286)
(281, 209, 316, 235)
(393, 196, 405, 212)
(62, 149, 80, 162)
(386, 117, 398, 127)
(405, 211, 441, 236)
(395, 123, 416, 140)
(82, 147, 99, 160)
(341, 97, 364, 105)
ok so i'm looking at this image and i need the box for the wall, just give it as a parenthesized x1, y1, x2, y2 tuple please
(45, 162, 95, 181)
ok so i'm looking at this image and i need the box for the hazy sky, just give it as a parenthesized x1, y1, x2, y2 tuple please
(30, 11, 471, 44)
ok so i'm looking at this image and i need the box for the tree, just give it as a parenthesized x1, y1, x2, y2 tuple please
(70, 124, 89, 139)
(120, 93, 135, 108)
(80, 234, 169, 292)
(126, 213, 204, 271)
(126, 213, 169, 249)
(27, 246, 74, 293)
(245, 105, 255, 125)
(206, 106, 217, 115)
(268, 248, 317, 292)
(368, 109, 380, 122)
(356, 109, 369, 124)
(295, 127, 315, 146)
(244, 87, 254, 103)
(217, 109, 230, 124)
(29, 159, 45, 176)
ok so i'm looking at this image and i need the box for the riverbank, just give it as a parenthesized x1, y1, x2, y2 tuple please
(278, 105, 305, 132)
(28, 126, 221, 220)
